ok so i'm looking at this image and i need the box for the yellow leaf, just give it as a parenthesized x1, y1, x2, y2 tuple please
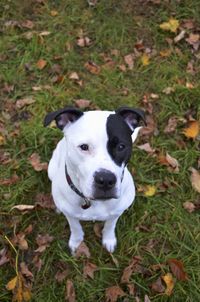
(23, 288, 32, 301)
(6, 276, 18, 291)
(50, 10, 58, 16)
(182, 121, 199, 138)
(160, 18, 179, 33)
(162, 273, 174, 296)
(144, 185, 156, 197)
(0, 135, 6, 145)
(141, 53, 150, 66)
(159, 49, 172, 57)
(190, 168, 200, 193)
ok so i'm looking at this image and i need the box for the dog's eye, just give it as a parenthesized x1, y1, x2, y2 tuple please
(117, 143, 126, 152)
(79, 144, 89, 151)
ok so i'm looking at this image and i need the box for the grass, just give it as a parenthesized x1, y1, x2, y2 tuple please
(0, 0, 200, 301)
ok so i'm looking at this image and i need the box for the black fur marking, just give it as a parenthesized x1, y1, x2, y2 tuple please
(44, 107, 83, 130)
(106, 113, 132, 166)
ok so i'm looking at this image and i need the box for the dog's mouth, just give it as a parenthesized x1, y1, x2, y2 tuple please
(92, 191, 119, 201)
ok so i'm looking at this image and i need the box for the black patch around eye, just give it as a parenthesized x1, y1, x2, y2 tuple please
(106, 114, 132, 166)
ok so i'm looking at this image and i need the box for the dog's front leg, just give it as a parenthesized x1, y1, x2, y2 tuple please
(102, 217, 119, 253)
(64, 214, 84, 254)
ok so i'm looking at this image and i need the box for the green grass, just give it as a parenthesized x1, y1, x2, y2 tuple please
(0, 0, 200, 301)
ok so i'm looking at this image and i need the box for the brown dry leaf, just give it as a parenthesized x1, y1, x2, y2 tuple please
(74, 99, 91, 109)
(0, 174, 20, 186)
(166, 153, 179, 172)
(28, 153, 48, 172)
(174, 30, 186, 43)
(11, 205, 35, 211)
(36, 59, 47, 70)
(35, 234, 54, 253)
(150, 277, 165, 293)
(120, 256, 142, 284)
(137, 143, 155, 155)
(124, 54, 134, 70)
(0, 248, 10, 266)
(84, 61, 100, 74)
(21, 20, 34, 29)
(65, 279, 76, 302)
(20, 262, 34, 279)
(185, 33, 200, 50)
(93, 223, 103, 238)
(140, 115, 157, 137)
(190, 168, 200, 193)
(75, 241, 90, 259)
(159, 49, 172, 57)
(55, 270, 69, 283)
(162, 87, 175, 94)
(77, 37, 91, 47)
(183, 201, 196, 213)
(182, 121, 199, 139)
(164, 116, 178, 134)
(69, 72, 79, 80)
(168, 259, 188, 281)
(127, 283, 135, 296)
(159, 18, 179, 32)
(162, 273, 175, 296)
(14, 233, 29, 250)
(35, 193, 55, 209)
(144, 295, 151, 302)
(83, 261, 98, 279)
(105, 286, 126, 302)
(15, 97, 35, 109)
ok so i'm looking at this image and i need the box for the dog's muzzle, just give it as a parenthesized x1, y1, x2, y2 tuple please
(93, 169, 118, 200)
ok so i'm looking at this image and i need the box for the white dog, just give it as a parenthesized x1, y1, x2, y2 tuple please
(44, 106, 145, 253)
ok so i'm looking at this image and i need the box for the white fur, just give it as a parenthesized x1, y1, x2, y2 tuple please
(48, 111, 140, 253)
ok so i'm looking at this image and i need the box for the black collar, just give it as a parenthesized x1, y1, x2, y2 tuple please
(65, 164, 91, 209)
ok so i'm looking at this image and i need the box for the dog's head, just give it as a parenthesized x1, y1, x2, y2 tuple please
(44, 106, 145, 200)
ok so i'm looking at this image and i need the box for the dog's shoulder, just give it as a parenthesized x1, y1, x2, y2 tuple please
(48, 138, 66, 181)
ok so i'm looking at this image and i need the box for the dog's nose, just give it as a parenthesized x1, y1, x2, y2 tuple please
(94, 170, 117, 191)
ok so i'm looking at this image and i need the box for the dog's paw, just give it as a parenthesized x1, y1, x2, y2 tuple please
(102, 237, 117, 253)
(68, 238, 83, 255)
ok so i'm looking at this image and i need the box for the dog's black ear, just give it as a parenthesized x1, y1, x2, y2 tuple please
(44, 107, 83, 130)
(116, 106, 146, 132)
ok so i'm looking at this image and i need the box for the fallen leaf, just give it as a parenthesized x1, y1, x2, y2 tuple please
(84, 61, 100, 74)
(162, 87, 175, 94)
(69, 72, 79, 80)
(0, 248, 10, 266)
(50, 10, 58, 16)
(35, 234, 54, 253)
(164, 116, 178, 133)
(124, 54, 134, 70)
(65, 279, 76, 302)
(55, 270, 69, 283)
(166, 153, 179, 172)
(13, 233, 29, 250)
(75, 242, 90, 258)
(0, 174, 20, 186)
(6, 273, 32, 302)
(150, 277, 165, 293)
(160, 18, 179, 33)
(11, 205, 35, 211)
(74, 99, 91, 109)
(20, 262, 34, 279)
(159, 49, 172, 57)
(15, 97, 35, 109)
(162, 273, 174, 296)
(35, 193, 55, 209)
(127, 283, 135, 296)
(105, 286, 126, 302)
(83, 261, 98, 279)
(182, 121, 199, 139)
(21, 20, 34, 29)
(174, 30, 186, 43)
(120, 256, 142, 283)
(168, 259, 188, 281)
(141, 53, 150, 66)
(144, 295, 151, 302)
(185, 33, 200, 50)
(36, 59, 47, 70)
(93, 223, 103, 238)
(190, 168, 200, 193)
(28, 153, 48, 171)
(77, 37, 91, 47)
(183, 201, 195, 213)
(137, 143, 155, 155)
(144, 185, 156, 197)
